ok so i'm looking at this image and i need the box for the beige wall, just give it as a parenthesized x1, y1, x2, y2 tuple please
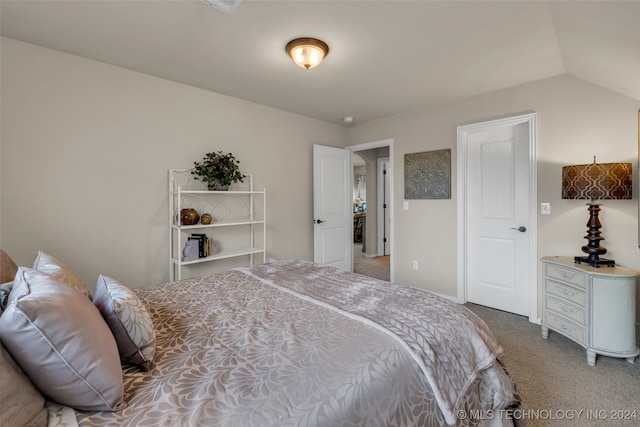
(0, 38, 347, 291)
(347, 75, 640, 318)
(3, 38, 640, 322)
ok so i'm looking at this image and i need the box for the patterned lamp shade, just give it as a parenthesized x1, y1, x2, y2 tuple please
(562, 162, 632, 200)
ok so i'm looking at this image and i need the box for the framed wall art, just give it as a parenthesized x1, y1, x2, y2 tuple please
(404, 148, 451, 199)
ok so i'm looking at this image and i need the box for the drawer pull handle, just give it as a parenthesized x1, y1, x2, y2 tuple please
(560, 271, 575, 279)
(561, 289, 577, 297)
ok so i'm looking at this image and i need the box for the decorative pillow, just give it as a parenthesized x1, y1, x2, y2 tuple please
(94, 275, 156, 370)
(0, 267, 126, 412)
(0, 249, 18, 284)
(32, 251, 91, 298)
(0, 343, 47, 427)
(0, 281, 13, 312)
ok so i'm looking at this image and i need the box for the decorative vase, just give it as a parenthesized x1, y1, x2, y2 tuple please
(180, 208, 200, 225)
(207, 180, 230, 191)
(200, 213, 213, 225)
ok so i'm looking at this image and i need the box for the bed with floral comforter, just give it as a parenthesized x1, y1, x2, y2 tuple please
(66, 260, 523, 427)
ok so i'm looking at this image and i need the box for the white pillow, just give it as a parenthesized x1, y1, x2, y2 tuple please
(0, 267, 125, 412)
(94, 275, 156, 370)
(31, 251, 91, 298)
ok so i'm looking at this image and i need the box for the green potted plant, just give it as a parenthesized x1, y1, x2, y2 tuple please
(191, 151, 246, 191)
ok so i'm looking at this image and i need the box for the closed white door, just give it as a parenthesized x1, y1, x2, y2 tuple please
(313, 144, 352, 271)
(458, 114, 536, 317)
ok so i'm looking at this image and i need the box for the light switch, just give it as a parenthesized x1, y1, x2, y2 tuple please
(403, 201, 409, 210)
(541, 203, 551, 215)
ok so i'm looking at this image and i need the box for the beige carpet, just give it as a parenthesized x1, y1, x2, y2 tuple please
(353, 243, 390, 281)
(354, 256, 390, 281)
(466, 303, 640, 427)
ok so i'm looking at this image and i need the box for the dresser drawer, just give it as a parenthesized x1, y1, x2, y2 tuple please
(545, 264, 587, 289)
(544, 311, 586, 345)
(545, 279, 586, 307)
(545, 295, 585, 325)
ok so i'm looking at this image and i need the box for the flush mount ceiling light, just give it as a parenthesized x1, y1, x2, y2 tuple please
(286, 38, 329, 70)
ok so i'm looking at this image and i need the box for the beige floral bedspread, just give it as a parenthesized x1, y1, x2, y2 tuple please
(236, 260, 511, 425)
(76, 260, 523, 427)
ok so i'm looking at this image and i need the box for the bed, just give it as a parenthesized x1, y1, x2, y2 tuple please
(1, 251, 524, 427)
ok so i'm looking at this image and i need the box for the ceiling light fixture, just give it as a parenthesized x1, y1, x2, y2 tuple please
(199, 0, 244, 15)
(286, 38, 329, 70)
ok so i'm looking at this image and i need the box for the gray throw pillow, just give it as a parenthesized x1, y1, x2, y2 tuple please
(94, 275, 156, 370)
(0, 281, 12, 311)
(31, 251, 91, 299)
(0, 267, 126, 412)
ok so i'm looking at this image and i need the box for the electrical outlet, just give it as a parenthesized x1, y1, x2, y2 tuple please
(412, 260, 419, 270)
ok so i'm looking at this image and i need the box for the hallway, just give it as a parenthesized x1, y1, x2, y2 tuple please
(353, 243, 390, 281)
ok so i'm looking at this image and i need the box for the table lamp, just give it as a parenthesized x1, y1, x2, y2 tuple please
(561, 157, 632, 268)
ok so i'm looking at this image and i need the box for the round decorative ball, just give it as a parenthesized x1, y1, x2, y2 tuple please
(200, 213, 213, 225)
(180, 208, 200, 225)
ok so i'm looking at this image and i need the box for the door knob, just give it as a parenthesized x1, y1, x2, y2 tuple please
(510, 226, 527, 232)
(315, 219, 325, 224)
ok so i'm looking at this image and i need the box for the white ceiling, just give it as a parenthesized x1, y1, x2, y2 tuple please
(2, 0, 639, 125)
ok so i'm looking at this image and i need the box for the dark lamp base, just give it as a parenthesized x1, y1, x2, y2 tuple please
(574, 256, 615, 268)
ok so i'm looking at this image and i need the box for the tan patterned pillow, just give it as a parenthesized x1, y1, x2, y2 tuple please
(0, 267, 125, 412)
(0, 344, 47, 427)
(32, 251, 91, 298)
(94, 275, 156, 370)
(0, 249, 18, 284)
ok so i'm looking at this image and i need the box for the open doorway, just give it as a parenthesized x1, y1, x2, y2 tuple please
(348, 141, 392, 282)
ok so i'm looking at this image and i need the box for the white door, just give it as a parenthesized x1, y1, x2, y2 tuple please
(313, 144, 352, 271)
(458, 114, 536, 318)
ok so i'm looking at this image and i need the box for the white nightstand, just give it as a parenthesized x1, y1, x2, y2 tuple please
(541, 256, 640, 366)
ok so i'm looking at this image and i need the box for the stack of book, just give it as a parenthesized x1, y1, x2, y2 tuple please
(182, 233, 219, 261)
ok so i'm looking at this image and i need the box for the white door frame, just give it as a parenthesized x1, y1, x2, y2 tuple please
(346, 139, 395, 282)
(456, 113, 538, 323)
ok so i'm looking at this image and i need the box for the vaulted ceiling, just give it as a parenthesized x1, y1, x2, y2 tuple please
(2, 1, 638, 125)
